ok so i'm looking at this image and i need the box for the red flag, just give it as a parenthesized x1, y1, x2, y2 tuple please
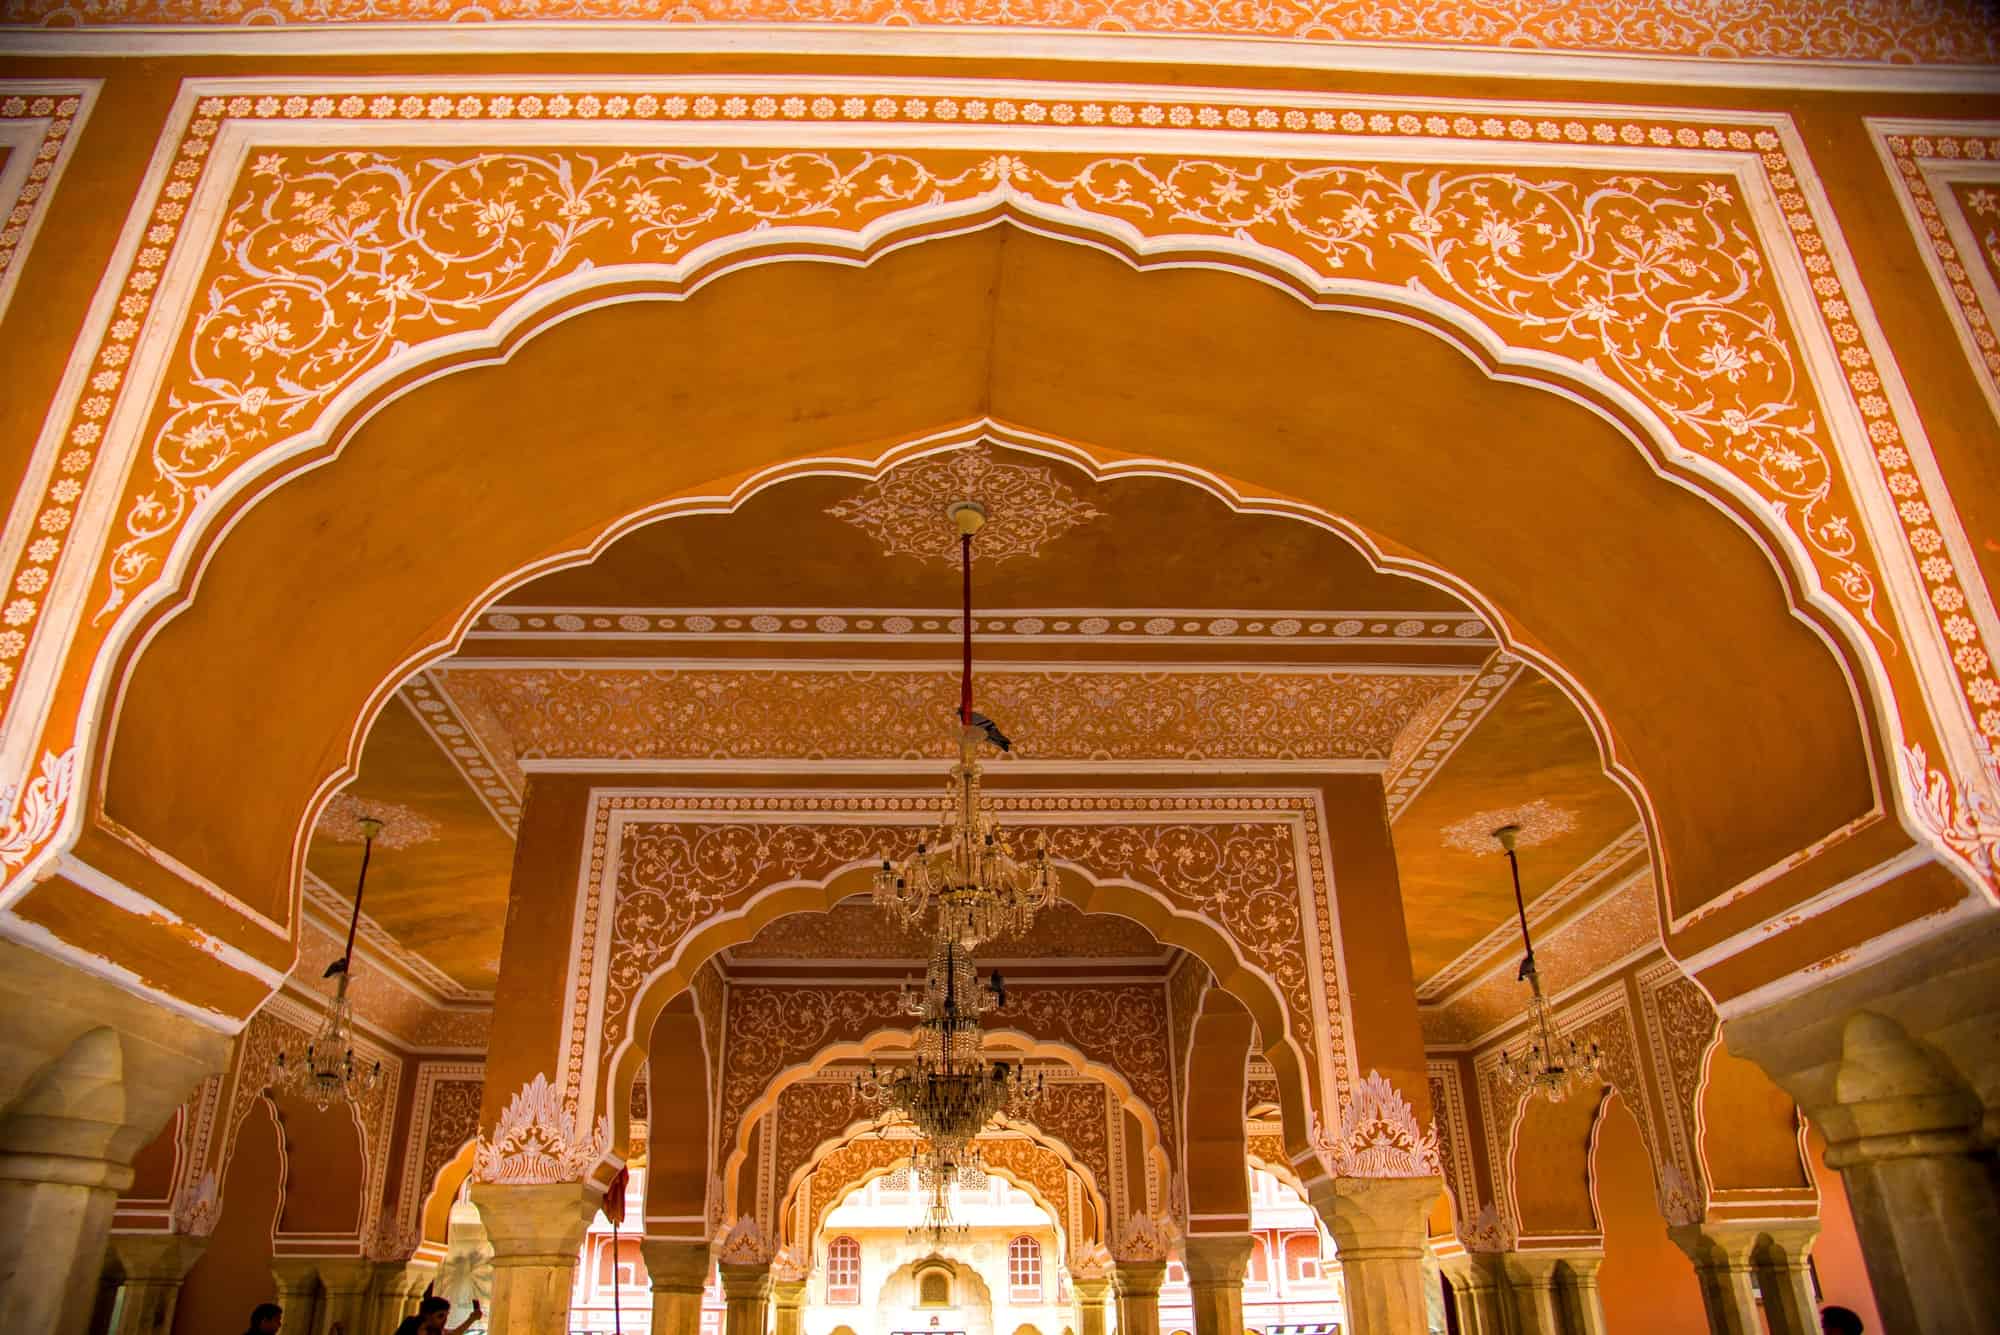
(604, 1165, 630, 1227)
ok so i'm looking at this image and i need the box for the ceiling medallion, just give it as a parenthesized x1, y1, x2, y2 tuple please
(314, 789, 441, 850)
(1491, 824, 1601, 1104)
(1440, 798, 1578, 855)
(827, 447, 1102, 567)
(857, 499, 1049, 1224)
(273, 816, 386, 1111)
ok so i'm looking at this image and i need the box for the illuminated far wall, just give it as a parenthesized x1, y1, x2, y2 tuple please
(812, 1175, 1068, 1335)
(1158, 1170, 1347, 1335)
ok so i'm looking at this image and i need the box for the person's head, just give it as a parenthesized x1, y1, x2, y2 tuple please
(1821, 1307, 1864, 1335)
(418, 1296, 452, 1333)
(251, 1303, 283, 1335)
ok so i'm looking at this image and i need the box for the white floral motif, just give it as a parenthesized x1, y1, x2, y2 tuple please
(717, 1213, 774, 1264)
(1902, 743, 2000, 894)
(827, 446, 1103, 567)
(314, 789, 442, 850)
(1462, 1202, 1512, 1253)
(171, 1170, 219, 1237)
(473, 1072, 610, 1184)
(1312, 1069, 1444, 1178)
(1113, 1211, 1168, 1262)
(1439, 798, 1577, 855)
(0, 747, 76, 872)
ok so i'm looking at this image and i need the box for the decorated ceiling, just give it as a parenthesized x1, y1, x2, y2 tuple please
(307, 442, 1645, 1031)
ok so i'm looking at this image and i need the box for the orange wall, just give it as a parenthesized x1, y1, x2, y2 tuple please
(1592, 1093, 1707, 1334)
(1805, 1124, 1881, 1331)
(176, 1099, 285, 1335)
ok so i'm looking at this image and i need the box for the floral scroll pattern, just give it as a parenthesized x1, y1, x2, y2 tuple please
(828, 446, 1102, 567)
(3, 0, 1995, 65)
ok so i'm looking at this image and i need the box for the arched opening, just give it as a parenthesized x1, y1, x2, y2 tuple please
(173, 1097, 285, 1335)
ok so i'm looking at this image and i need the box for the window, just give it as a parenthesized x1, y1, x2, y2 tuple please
(1008, 1236, 1043, 1302)
(918, 1267, 953, 1307)
(827, 1236, 861, 1305)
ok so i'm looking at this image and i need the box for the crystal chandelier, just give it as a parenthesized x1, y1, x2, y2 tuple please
(1492, 824, 1601, 1102)
(872, 500, 1057, 950)
(908, 1180, 972, 1248)
(272, 815, 385, 1111)
(855, 937, 1044, 1165)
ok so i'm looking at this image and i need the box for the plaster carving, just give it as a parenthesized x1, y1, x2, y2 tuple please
(1113, 1211, 1168, 1262)
(0, 747, 72, 872)
(827, 447, 1102, 567)
(474, 1072, 610, 1184)
(171, 1171, 219, 1237)
(1439, 799, 1578, 855)
(393, 1063, 483, 1243)
(436, 664, 1452, 763)
(1427, 1063, 1480, 1236)
(1636, 960, 1718, 1219)
(718, 1213, 774, 1265)
(1463, 1203, 1513, 1254)
(1904, 743, 2000, 893)
(1659, 1161, 1702, 1227)
(2, 0, 1993, 65)
(0, 88, 88, 335)
(1314, 1069, 1444, 1179)
(314, 790, 442, 849)
(732, 898, 1161, 961)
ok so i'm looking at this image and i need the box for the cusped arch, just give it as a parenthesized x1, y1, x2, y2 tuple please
(73, 218, 1908, 1022)
(804, 1134, 1081, 1261)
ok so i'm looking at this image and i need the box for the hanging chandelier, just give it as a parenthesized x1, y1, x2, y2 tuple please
(908, 1180, 973, 1248)
(272, 815, 385, 1112)
(872, 500, 1057, 950)
(1491, 824, 1601, 1102)
(855, 936, 1044, 1167)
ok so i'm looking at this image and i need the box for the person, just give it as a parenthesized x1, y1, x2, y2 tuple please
(1821, 1307, 1864, 1335)
(244, 1304, 283, 1335)
(393, 1294, 484, 1335)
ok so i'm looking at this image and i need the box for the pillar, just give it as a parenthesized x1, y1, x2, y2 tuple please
(366, 1259, 435, 1335)
(1668, 1226, 1761, 1335)
(1500, 1253, 1564, 1335)
(718, 1260, 772, 1335)
(1181, 1235, 1253, 1335)
(1554, 1251, 1608, 1335)
(1311, 1175, 1441, 1335)
(102, 1233, 206, 1335)
(314, 1257, 377, 1335)
(471, 1181, 600, 1335)
(1436, 1253, 1504, 1335)
(1723, 919, 2000, 1335)
(0, 969, 227, 1335)
(1748, 1225, 1819, 1335)
(1071, 1273, 1110, 1335)
(644, 1238, 712, 1335)
(1111, 1260, 1166, 1335)
(771, 1276, 808, 1335)
(269, 1260, 322, 1335)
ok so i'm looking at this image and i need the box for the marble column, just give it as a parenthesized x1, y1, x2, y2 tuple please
(771, 1276, 808, 1335)
(1181, 1235, 1254, 1335)
(1311, 1175, 1442, 1335)
(269, 1260, 322, 1335)
(1553, 1250, 1608, 1335)
(1500, 1253, 1565, 1335)
(102, 1233, 206, 1335)
(471, 1182, 600, 1335)
(1111, 1260, 1166, 1335)
(1436, 1253, 1505, 1335)
(644, 1238, 713, 1335)
(1668, 1225, 1762, 1335)
(1071, 1273, 1111, 1335)
(0, 999, 226, 1335)
(365, 1259, 435, 1335)
(718, 1260, 773, 1335)
(315, 1257, 377, 1335)
(1747, 1225, 1819, 1335)
(1723, 920, 2000, 1335)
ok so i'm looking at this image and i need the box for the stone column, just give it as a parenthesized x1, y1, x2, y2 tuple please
(1111, 1260, 1166, 1335)
(102, 1233, 206, 1335)
(1311, 1175, 1442, 1335)
(1723, 922, 2000, 1335)
(771, 1276, 808, 1335)
(1668, 1226, 1762, 1335)
(1181, 1235, 1253, 1335)
(1554, 1251, 1608, 1335)
(1748, 1225, 1819, 1335)
(1071, 1273, 1111, 1335)
(269, 1260, 322, 1335)
(718, 1261, 773, 1335)
(471, 1182, 600, 1335)
(1436, 1253, 1505, 1335)
(314, 1257, 377, 1335)
(365, 1259, 435, 1335)
(644, 1238, 713, 1335)
(1500, 1253, 1564, 1335)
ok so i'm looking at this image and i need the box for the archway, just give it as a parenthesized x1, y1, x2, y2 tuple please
(58, 221, 1917, 1044)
